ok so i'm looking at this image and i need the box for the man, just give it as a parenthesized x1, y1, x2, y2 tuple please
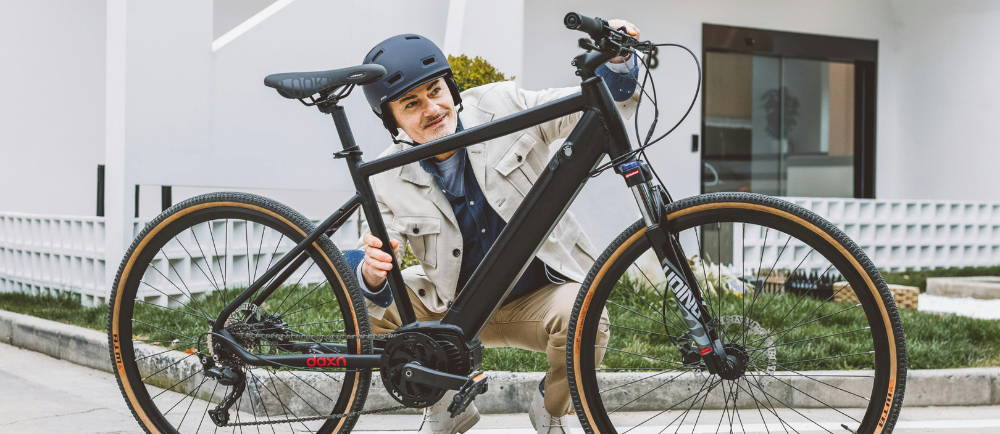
(342, 21, 640, 433)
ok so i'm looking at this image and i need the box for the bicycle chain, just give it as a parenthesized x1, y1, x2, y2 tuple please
(217, 330, 405, 427)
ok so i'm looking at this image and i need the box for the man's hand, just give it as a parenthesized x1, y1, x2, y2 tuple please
(607, 19, 641, 64)
(360, 232, 400, 290)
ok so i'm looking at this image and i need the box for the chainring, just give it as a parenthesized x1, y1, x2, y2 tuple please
(380, 332, 451, 408)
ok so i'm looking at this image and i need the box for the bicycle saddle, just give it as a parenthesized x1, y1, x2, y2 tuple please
(264, 64, 386, 99)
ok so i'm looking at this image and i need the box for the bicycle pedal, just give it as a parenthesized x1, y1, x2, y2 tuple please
(447, 371, 489, 417)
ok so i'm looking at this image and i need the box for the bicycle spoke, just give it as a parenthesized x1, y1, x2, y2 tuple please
(748, 248, 820, 335)
(197, 381, 219, 433)
(601, 370, 673, 394)
(618, 374, 715, 432)
(745, 326, 870, 353)
(748, 374, 831, 433)
(189, 226, 222, 290)
(610, 323, 685, 342)
(136, 297, 212, 323)
(174, 236, 222, 292)
(745, 303, 862, 350)
(151, 369, 201, 400)
(175, 377, 208, 429)
(598, 345, 695, 369)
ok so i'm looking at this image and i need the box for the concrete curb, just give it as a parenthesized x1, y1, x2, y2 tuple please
(2, 309, 998, 415)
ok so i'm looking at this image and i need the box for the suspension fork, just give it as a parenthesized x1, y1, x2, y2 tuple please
(617, 160, 731, 375)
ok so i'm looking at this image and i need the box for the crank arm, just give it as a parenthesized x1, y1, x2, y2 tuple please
(399, 362, 476, 391)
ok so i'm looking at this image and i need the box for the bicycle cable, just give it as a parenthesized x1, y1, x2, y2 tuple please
(587, 41, 703, 206)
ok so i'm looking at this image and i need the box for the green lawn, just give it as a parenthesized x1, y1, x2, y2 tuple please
(2, 279, 998, 371)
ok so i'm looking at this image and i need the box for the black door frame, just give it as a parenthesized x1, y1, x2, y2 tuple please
(702, 23, 878, 198)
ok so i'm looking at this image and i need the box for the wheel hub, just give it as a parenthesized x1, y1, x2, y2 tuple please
(718, 343, 749, 380)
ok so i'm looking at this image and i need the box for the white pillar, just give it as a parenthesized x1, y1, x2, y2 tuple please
(102, 0, 214, 298)
(103, 0, 130, 297)
(443, 0, 466, 55)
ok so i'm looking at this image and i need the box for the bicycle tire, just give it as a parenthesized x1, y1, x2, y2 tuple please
(567, 192, 906, 433)
(107, 192, 372, 433)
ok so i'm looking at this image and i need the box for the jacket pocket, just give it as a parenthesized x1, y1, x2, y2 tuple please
(394, 216, 441, 269)
(495, 133, 539, 196)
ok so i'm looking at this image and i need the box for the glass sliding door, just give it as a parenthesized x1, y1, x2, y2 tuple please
(702, 24, 877, 198)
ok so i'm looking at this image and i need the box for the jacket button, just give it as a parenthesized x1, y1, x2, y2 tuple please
(452, 248, 461, 257)
(516, 155, 523, 162)
(413, 227, 420, 234)
(418, 288, 426, 296)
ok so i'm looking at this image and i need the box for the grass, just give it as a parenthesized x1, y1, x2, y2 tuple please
(3, 274, 1000, 371)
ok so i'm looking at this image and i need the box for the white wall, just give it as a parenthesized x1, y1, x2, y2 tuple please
(205, 0, 449, 217)
(0, 1, 106, 216)
(887, 0, 1000, 202)
(458, 0, 525, 80)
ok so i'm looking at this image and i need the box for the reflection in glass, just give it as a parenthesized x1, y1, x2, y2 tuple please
(704, 52, 855, 197)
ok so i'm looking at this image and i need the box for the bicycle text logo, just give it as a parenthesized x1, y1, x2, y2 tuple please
(306, 356, 347, 367)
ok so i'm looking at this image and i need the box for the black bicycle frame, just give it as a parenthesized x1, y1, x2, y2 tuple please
(211, 67, 719, 371)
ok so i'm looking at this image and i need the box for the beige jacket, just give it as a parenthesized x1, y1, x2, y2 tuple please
(356, 81, 638, 319)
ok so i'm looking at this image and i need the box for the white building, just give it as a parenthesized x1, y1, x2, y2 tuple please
(2, 0, 999, 304)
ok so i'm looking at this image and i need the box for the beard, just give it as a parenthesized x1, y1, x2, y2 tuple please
(415, 108, 457, 143)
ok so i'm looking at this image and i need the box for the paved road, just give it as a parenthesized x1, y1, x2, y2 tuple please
(1, 342, 998, 433)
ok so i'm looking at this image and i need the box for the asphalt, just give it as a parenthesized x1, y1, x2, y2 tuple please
(2, 342, 999, 433)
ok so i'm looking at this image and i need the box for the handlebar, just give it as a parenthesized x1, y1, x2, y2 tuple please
(564, 12, 650, 57)
(563, 12, 608, 40)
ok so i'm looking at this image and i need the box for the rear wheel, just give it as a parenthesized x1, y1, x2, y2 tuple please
(108, 192, 371, 433)
(568, 192, 906, 433)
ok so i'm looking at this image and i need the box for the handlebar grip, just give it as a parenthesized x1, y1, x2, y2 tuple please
(564, 12, 607, 39)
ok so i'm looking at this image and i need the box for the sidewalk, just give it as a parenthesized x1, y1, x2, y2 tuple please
(2, 342, 1000, 433)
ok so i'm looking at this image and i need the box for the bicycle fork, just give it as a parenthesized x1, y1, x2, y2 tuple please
(617, 160, 741, 377)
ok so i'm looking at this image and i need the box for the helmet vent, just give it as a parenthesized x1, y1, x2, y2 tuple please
(422, 56, 435, 65)
(371, 49, 383, 62)
(387, 72, 402, 84)
(405, 35, 420, 40)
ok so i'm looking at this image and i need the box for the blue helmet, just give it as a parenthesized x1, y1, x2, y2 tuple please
(362, 34, 462, 136)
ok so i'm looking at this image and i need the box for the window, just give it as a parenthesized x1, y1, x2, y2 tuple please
(702, 24, 877, 198)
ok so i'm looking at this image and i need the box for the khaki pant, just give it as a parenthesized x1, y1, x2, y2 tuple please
(370, 282, 610, 416)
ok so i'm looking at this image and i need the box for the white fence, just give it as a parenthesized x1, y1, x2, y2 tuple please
(742, 197, 1000, 272)
(0, 211, 360, 306)
(0, 213, 107, 305)
(3, 197, 1000, 305)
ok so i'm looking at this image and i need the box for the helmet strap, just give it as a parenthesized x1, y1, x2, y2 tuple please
(390, 132, 419, 147)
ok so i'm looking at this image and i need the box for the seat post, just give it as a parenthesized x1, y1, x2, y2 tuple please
(330, 104, 359, 153)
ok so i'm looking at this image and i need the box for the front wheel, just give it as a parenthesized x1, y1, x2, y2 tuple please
(568, 192, 906, 433)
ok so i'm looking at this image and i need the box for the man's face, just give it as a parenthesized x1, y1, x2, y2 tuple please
(387, 77, 458, 145)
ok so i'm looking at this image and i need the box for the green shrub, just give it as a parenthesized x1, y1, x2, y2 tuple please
(880, 264, 1000, 292)
(447, 54, 514, 91)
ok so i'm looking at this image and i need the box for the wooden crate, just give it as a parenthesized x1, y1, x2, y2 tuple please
(832, 282, 919, 309)
(761, 269, 789, 294)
